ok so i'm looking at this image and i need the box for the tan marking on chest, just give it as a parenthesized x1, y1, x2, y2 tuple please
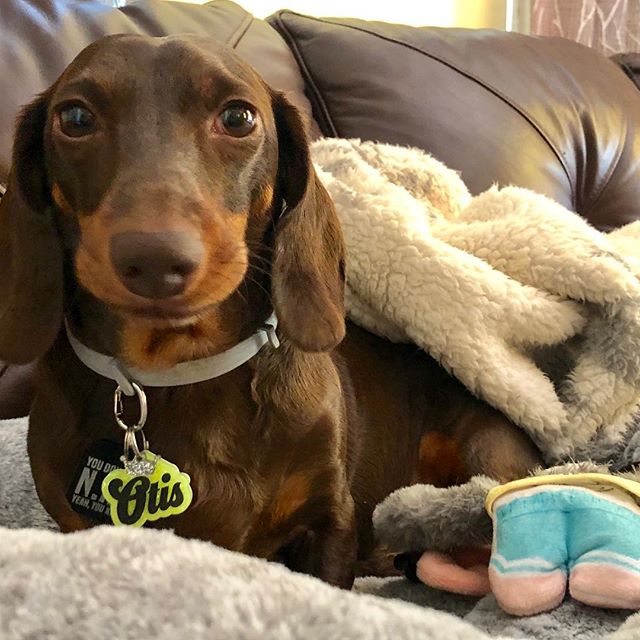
(120, 310, 234, 370)
(270, 473, 311, 525)
(416, 431, 468, 488)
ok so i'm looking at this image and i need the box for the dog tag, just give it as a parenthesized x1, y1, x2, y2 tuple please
(101, 450, 193, 527)
(67, 439, 122, 523)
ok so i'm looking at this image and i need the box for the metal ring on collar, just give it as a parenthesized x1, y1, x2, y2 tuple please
(114, 382, 148, 432)
(123, 427, 148, 461)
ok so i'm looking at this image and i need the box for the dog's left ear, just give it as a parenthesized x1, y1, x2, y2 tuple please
(271, 93, 346, 352)
(0, 91, 63, 363)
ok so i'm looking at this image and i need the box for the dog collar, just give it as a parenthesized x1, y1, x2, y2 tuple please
(64, 313, 279, 396)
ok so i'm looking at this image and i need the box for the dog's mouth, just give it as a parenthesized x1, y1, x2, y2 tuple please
(114, 300, 218, 327)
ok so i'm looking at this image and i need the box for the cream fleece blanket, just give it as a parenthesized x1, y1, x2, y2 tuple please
(312, 139, 640, 462)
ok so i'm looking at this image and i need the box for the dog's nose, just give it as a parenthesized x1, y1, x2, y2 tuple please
(110, 231, 204, 299)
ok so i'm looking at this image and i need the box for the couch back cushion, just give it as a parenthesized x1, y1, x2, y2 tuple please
(269, 12, 640, 230)
(0, 0, 314, 182)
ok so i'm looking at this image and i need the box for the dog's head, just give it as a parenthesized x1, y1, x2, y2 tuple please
(0, 35, 345, 368)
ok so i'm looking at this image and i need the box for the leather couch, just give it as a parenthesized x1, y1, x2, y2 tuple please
(2, 0, 640, 419)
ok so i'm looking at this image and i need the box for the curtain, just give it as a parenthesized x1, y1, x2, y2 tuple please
(532, 0, 640, 54)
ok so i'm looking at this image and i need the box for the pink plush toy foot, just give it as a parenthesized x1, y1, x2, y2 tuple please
(490, 568, 567, 616)
(416, 547, 491, 597)
(570, 558, 640, 610)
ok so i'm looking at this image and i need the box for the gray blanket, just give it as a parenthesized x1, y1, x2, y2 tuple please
(1, 420, 637, 639)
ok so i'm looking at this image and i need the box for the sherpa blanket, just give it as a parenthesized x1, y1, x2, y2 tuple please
(0, 419, 636, 640)
(311, 139, 640, 463)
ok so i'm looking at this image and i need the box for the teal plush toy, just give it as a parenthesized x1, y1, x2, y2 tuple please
(373, 463, 640, 616)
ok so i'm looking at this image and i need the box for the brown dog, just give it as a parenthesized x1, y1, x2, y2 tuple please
(0, 35, 540, 588)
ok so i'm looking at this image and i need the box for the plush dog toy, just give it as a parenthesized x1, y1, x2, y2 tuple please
(374, 462, 640, 616)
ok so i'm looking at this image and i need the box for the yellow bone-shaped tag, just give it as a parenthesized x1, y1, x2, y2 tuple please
(102, 451, 193, 527)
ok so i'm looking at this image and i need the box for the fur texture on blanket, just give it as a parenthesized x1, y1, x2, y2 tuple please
(311, 139, 640, 462)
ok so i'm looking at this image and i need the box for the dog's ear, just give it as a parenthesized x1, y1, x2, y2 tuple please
(0, 92, 63, 363)
(271, 93, 346, 352)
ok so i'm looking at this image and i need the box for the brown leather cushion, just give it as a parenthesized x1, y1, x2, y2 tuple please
(269, 11, 640, 231)
(0, 0, 316, 183)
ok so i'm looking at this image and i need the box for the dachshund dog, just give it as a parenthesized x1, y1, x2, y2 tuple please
(0, 35, 540, 588)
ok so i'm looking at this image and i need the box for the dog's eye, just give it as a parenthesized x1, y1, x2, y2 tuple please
(58, 105, 96, 138)
(217, 102, 257, 137)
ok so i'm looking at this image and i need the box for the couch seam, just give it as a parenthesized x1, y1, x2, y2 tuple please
(224, 12, 253, 48)
(617, 61, 640, 90)
(579, 118, 626, 222)
(269, 13, 339, 137)
(202, 1, 253, 48)
(273, 11, 574, 200)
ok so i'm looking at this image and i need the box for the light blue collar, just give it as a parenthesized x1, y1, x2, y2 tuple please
(64, 313, 279, 396)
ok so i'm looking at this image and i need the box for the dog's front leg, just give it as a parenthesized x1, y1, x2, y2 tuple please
(279, 490, 357, 589)
(309, 493, 357, 589)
